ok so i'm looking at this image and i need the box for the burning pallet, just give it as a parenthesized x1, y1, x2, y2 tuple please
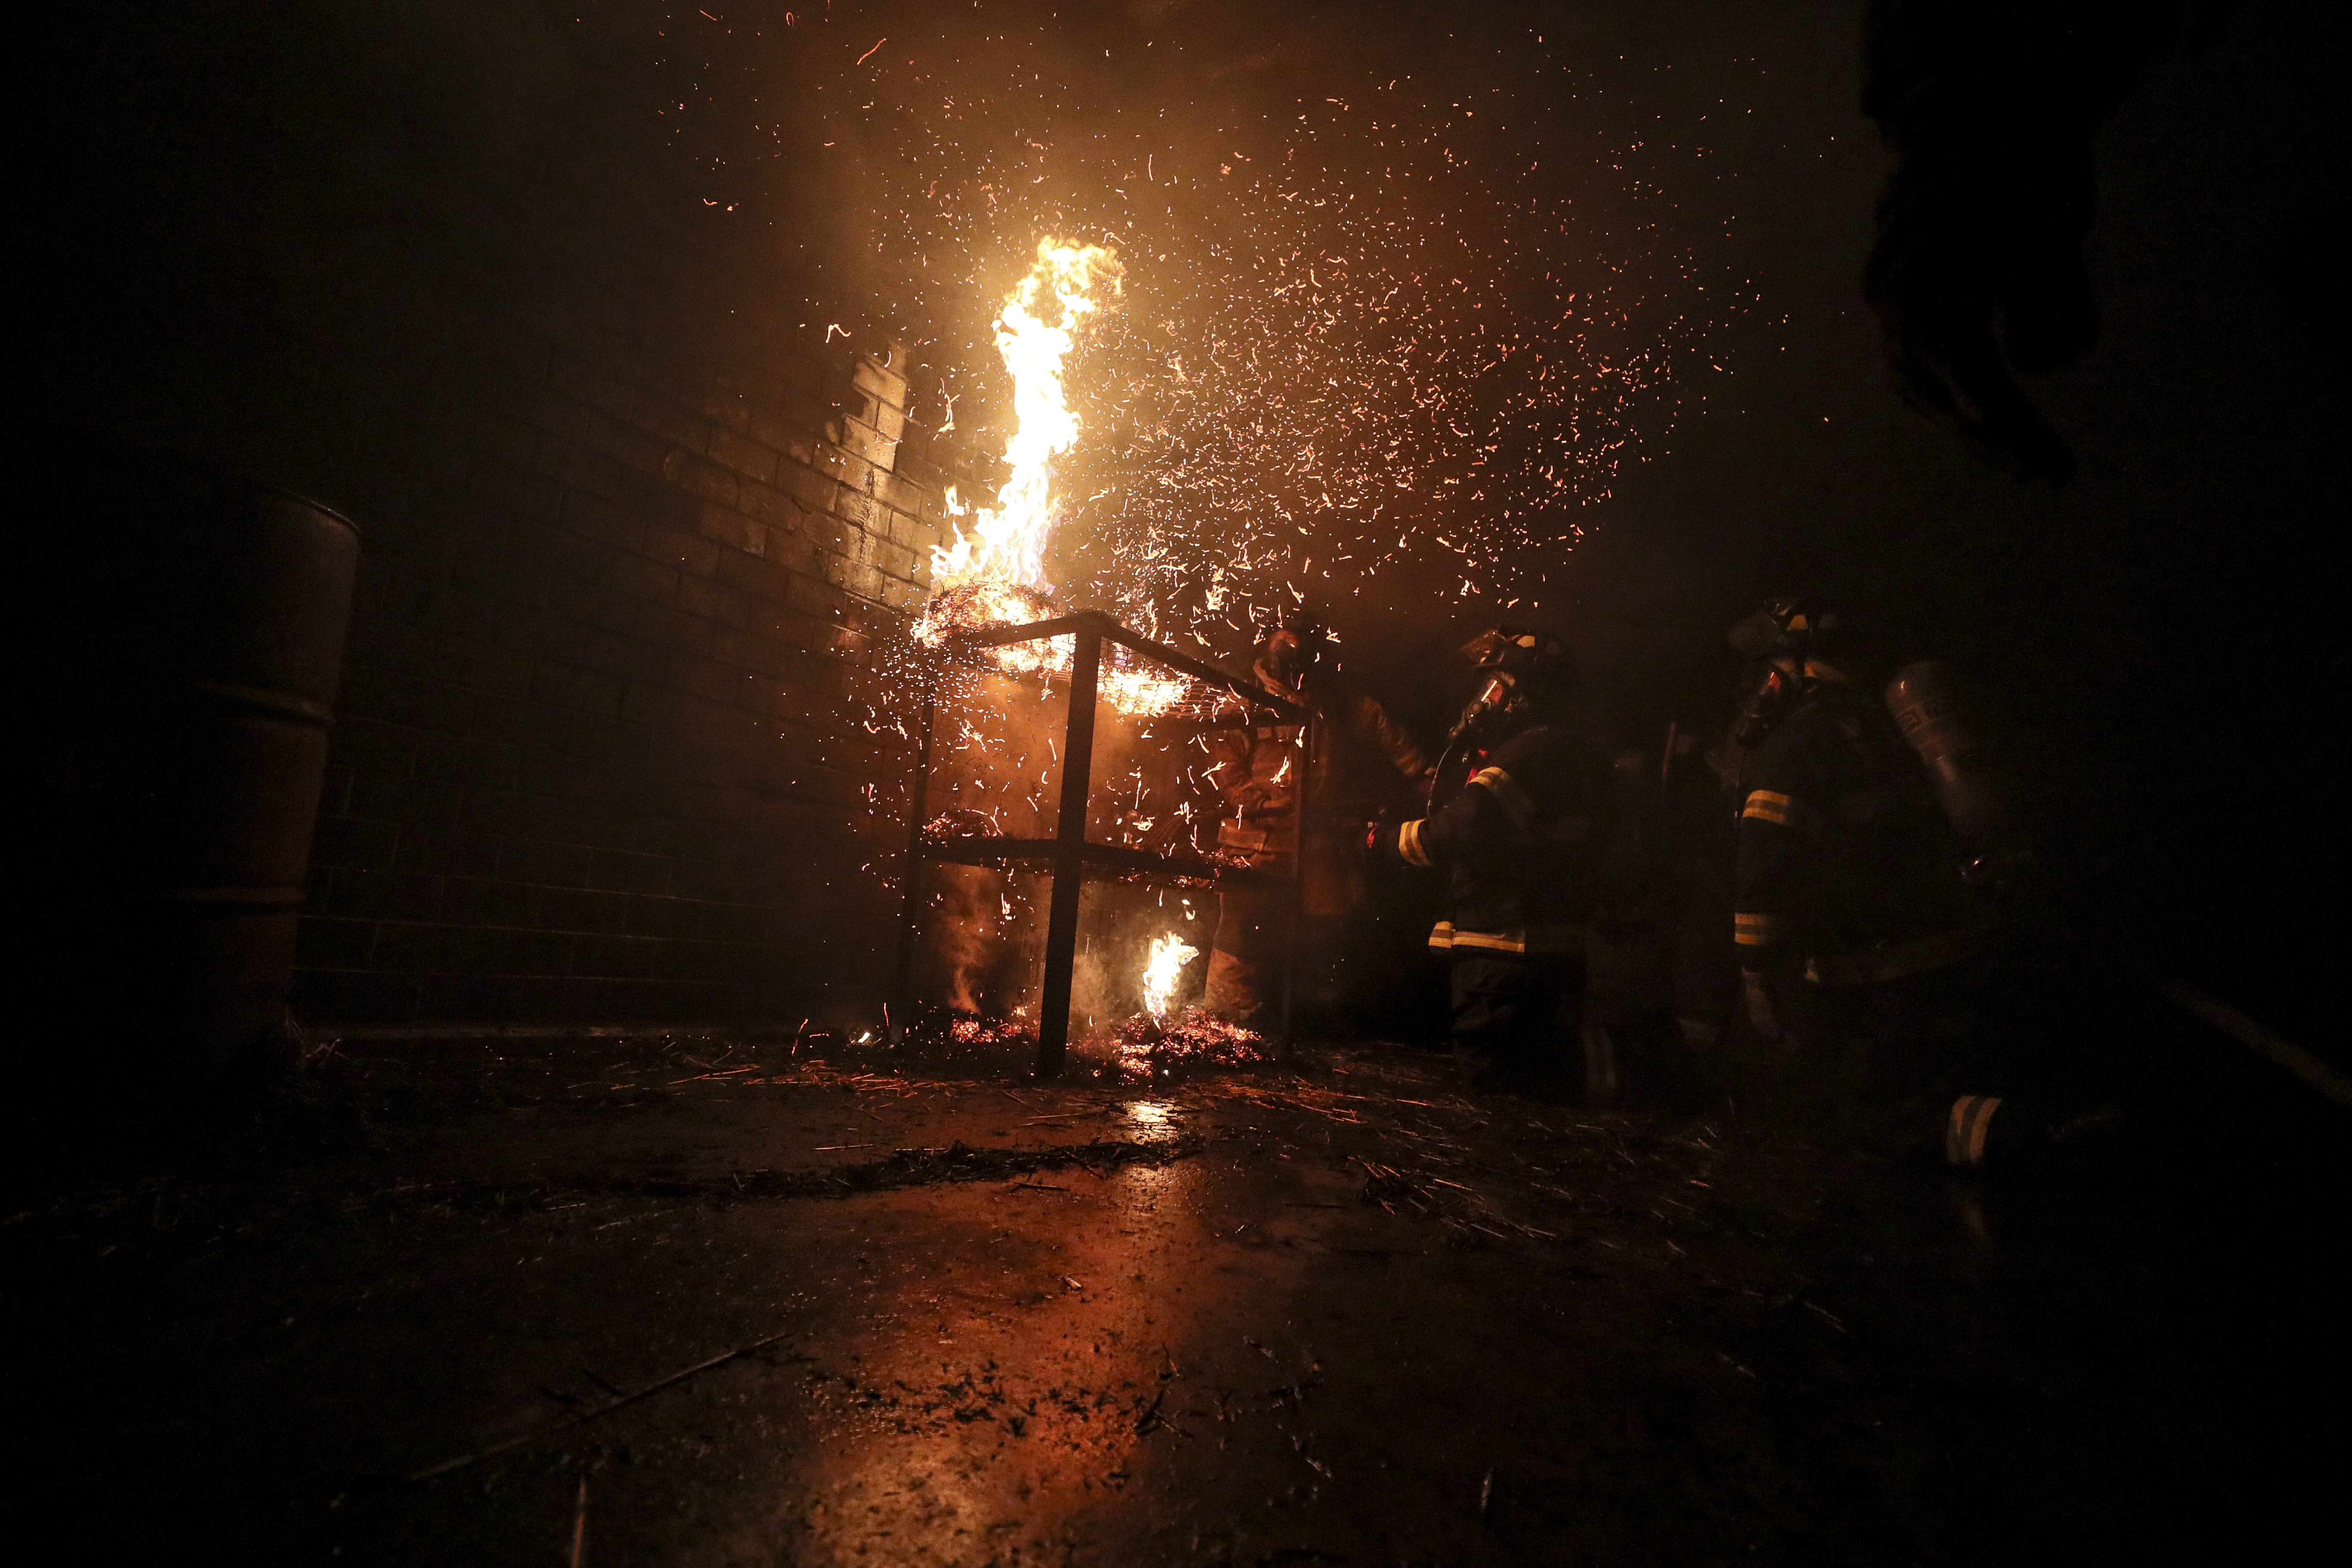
(893, 608, 1312, 1077)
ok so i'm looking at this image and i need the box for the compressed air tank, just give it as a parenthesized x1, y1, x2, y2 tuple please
(1884, 660, 2006, 848)
(22, 435, 359, 1118)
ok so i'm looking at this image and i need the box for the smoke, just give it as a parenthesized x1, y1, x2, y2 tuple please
(923, 865, 1001, 1016)
(847, 0, 1756, 634)
(46, 0, 1769, 693)
(553, 0, 1764, 652)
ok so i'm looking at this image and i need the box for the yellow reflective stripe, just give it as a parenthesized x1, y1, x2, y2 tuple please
(1742, 789, 1796, 826)
(1425, 924, 1585, 955)
(1965, 1096, 2000, 1165)
(1449, 929, 1527, 953)
(1398, 818, 1434, 867)
(1470, 766, 1537, 828)
(1733, 911, 1781, 947)
(1945, 1096, 2003, 1168)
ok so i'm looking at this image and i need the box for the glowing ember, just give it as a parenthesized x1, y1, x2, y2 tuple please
(1141, 931, 1197, 1022)
(913, 579, 1071, 675)
(947, 1015, 1036, 1050)
(1109, 1007, 1267, 1082)
(1099, 663, 1191, 715)
(929, 238, 1124, 597)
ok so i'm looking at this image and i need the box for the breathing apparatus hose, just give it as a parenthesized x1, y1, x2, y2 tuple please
(1424, 737, 1467, 815)
(1427, 671, 1516, 815)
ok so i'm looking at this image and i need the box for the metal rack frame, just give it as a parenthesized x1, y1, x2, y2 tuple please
(891, 609, 1314, 1076)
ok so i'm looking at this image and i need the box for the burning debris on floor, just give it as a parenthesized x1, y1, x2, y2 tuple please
(1102, 1007, 1268, 1084)
(897, 1002, 1267, 1086)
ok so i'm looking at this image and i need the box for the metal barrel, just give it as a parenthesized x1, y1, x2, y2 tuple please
(22, 436, 359, 1112)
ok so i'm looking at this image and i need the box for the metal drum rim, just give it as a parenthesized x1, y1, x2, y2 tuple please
(50, 427, 365, 542)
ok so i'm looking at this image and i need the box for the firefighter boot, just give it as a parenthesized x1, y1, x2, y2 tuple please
(1943, 1095, 2127, 1173)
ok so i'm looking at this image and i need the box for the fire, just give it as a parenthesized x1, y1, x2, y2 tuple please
(1140, 932, 1197, 1022)
(916, 579, 1072, 679)
(929, 238, 1124, 595)
(916, 239, 1182, 713)
(910, 237, 1217, 728)
(1100, 664, 1191, 714)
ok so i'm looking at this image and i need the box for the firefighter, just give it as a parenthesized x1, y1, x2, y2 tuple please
(1666, 716, 1747, 1055)
(1203, 612, 1430, 1030)
(1370, 629, 1615, 1089)
(1725, 597, 2033, 1164)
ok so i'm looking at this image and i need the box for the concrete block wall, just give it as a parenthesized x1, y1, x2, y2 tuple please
(35, 2, 1008, 1031)
(294, 320, 985, 1027)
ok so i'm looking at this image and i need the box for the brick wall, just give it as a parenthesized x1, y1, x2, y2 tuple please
(35, 3, 989, 1030)
(295, 316, 988, 1026)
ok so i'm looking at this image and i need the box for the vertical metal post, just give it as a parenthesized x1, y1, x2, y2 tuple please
(1035, 625, 1100, 1077)
(889, 658, 938, 1044)
(1277, 701, 1316, 1060)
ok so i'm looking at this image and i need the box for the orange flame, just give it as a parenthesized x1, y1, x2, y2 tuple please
(1141, 931, 1197, 1022)
(931, 238, 1124, 594)
(916, 239, 1189, 716)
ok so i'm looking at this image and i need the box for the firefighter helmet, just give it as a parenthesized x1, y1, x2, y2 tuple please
(1441, 627, 1575, 752)
(1728, 598, 1850, 745)
(1727, 597, 1844, 663)
(1262, 609, 1330, 686)
(1461, 626, 1577, 691)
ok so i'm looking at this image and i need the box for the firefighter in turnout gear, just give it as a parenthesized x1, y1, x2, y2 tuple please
(1729, 597, 1981, 1023)
(1372, 629, 1614, 1088)
(1204, 613, 1429, 1029)
(1726, 597, 2043, 1166)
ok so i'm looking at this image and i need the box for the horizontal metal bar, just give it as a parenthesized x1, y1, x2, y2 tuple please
(916, 834, 1294, 891)
(952, 609, 1309, 721)
(959, 612, 1099, 648)
(1095, 622, 1309, 720)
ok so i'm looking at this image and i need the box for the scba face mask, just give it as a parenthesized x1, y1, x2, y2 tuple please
(1732, 662, 1793, 748)
(1445, 672, 1522, 749)
(1262, 619, 1329, 689)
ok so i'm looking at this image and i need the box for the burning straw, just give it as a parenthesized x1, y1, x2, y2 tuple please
(1103, 1006, 1266, 1084)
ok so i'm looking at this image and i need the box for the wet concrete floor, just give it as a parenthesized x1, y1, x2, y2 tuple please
(5, 1032, 2343, 1564)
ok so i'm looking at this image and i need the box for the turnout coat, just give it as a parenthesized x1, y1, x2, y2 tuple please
(1394, 717, 1617, 958)
(1732, 677, 1976, 984)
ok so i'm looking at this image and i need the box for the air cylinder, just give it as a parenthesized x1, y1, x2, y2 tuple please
(1884, 659, 2006, 849)
(22, 436, 359, 1117)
